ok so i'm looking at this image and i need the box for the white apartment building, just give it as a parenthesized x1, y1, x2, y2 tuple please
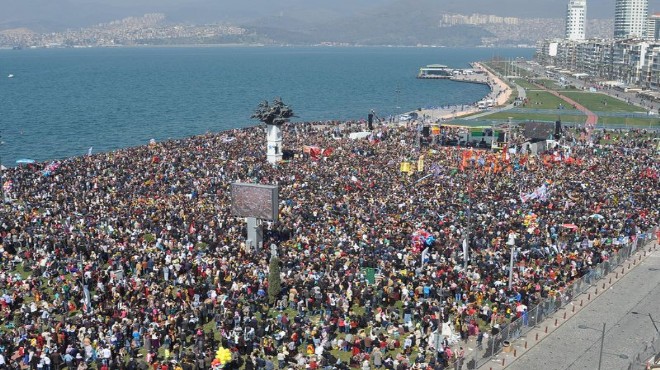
(535, 38, 660, 88)
(614, 0, 649, 39)
(646, 13, 660, 41)
(566, 0, 587, 40)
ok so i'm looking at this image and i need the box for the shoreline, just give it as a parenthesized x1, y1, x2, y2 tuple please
(1, 44, 538, 50)
(413, 61, 513, 122)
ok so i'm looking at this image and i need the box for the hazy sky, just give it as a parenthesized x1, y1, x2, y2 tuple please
(3, 0, 660, 31)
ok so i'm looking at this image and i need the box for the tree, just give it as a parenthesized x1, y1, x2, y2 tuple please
(251, 97, 295, 126)
(268, 255, 281, 305)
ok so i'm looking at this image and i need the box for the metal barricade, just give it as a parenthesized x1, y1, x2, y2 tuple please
(472, 227, 658, 368)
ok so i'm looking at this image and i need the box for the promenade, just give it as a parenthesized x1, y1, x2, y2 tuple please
(477, 239, 660, 370)
(416, 62, 513, 122)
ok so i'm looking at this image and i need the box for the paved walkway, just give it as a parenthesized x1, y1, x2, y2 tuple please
(415, 62, 515, 122)
(465, 83, 526, 120)
(476, 240, 660, 370)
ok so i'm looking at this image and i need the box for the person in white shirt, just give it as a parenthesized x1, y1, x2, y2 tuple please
(101, 346, 112, 366)
(43, 355, 51, 370)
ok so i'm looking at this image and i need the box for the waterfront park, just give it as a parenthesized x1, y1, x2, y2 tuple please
(0, 57, 657, 370)
(467, 60, 660, 129)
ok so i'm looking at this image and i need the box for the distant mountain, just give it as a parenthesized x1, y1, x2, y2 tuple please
(4, 0, 660, 33)
(0, 0, 651, 46)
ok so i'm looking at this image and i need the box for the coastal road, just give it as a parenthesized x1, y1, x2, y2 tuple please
(508, 243, 660, 370)
(464, 83, 527, 120)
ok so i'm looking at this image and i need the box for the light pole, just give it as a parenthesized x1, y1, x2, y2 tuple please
(507, 231, 517, 290)
(598, 322, 605, 370)
(578, 323, 607, 370)
(395, 86, 401, 113)
(631, 311, 660, 335)
(464, 203, 471, 270)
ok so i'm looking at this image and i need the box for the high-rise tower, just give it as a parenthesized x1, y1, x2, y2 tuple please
(566, 0, 587, 40)
(645, 13, 660, 40)
(614, 0, 649, 39)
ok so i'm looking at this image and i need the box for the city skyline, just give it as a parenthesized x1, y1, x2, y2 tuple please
(3, 0, 660, 34)
(3, 0, 660, 48)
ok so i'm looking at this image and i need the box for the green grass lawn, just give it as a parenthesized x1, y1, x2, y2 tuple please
(476, 112, 584, 123)
(483, 61, 532, 78)
(558, 92, 647, 113)
(531, 79, 562, 90)
(518, 90, 580, 110)
(460, 111, 660, 127)
(532, 79, 583, 92)
(596, 116, 660, 127)
(512, 79, 539, 90)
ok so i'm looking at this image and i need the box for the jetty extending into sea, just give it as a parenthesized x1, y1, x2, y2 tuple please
(414, 62, 512, 121)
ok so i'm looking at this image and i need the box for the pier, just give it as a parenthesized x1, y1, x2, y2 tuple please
(413, 62, 513, 121)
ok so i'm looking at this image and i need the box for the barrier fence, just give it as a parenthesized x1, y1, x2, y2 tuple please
(462, 227, 658, 370)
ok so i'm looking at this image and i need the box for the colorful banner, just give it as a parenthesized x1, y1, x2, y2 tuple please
(520, 184, 548, 203)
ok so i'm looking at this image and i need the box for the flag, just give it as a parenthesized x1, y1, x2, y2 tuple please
(87, 147, 93, 156)
(311, 147, 321, 160)
(2, 180, 12, 193)
(460, 150, 472, 171)
(417, 155, 425, 172)
(520, 184, 548, 203)
(42, 161, 60, 177)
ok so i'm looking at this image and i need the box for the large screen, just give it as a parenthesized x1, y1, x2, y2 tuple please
(230, 183, 279, 221)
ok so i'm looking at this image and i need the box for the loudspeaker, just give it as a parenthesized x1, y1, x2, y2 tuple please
(422, 126, 430, 137)
(368, 113, 374, 130)
(497, 132, 505, 143)
(554, 120, 562, 139)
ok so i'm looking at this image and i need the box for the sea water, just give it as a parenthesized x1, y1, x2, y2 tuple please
(0, 46, 532, 164)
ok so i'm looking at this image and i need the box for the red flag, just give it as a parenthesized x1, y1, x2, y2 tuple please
(501, 145, 509, 163)
(309, 147, 321, 160)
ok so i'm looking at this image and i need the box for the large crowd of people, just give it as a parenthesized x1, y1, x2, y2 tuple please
(0, 120, 657, 370)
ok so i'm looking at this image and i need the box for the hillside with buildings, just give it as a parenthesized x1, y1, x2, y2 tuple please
(0, 11, 613, 48)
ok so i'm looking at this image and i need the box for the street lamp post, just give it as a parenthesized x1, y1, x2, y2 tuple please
(598, 322, 606, 370)
(578, 323, 607, 370)
(631, 311, 660, 335)
(464, 203, 471, 270)
(649, 313, 660, 335)
(395, 86, 401, 113)
(507, 231, 517, 290)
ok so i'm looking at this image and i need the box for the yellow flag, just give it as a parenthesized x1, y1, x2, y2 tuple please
(400, 162, 411, 173)
(417, 155, 425, 172)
